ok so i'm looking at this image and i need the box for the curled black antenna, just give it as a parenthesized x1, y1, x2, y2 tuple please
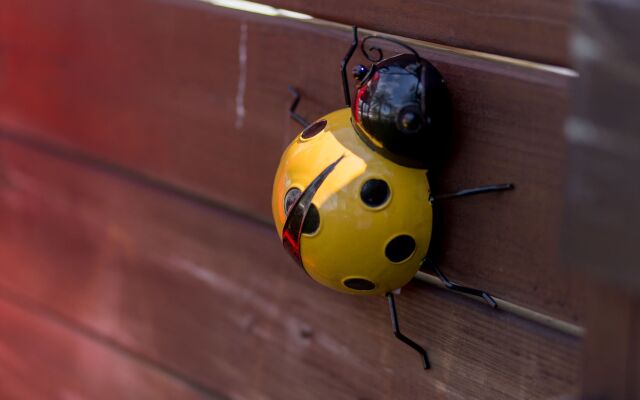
(341, 26, 359, 107)
(360, 35, 421, 63)
(359, 33, 424, 118)
(341, 27, 425, 113)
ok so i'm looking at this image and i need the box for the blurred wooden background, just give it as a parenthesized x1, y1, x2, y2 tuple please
(0, 0, 633, 398)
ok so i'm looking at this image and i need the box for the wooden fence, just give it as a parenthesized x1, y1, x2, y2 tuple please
(0, 0, 632, 398)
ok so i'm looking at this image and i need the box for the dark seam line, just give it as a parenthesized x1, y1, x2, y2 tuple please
(0, 128, 274, 230)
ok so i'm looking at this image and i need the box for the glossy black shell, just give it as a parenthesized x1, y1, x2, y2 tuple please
(352, 54, 452, 169)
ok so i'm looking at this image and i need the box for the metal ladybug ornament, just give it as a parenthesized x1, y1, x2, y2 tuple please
(272, 27, 513, 370)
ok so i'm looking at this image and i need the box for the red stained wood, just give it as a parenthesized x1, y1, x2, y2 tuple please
(0, 0, 582, 323)
(0, 294, 212, 400)
(262, 0, 572, 66)
(0, 140, 581, 399)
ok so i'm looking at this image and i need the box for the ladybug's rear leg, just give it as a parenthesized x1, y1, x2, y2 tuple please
(386, 292, 431, 370)
(426, 181, 513, 307)
(422, 257, 497, 308)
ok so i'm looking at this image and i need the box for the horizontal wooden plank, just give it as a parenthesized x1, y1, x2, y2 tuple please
(261, 0, 572, 66)
(0, 0, 582, 323)
(0, 293, 213, 400)
(0, 139, 581, 399)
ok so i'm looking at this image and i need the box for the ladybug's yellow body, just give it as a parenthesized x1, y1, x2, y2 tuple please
(272, 108, 432, 296)
(270, 27, 511, 369)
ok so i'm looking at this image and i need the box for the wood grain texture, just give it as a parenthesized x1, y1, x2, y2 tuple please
(262, 0, 572, 66)
(0, 0, 583, 323)
(0, 293, 213, 400)
(0, 139, 581, 400)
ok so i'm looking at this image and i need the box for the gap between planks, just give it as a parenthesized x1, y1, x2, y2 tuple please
(0, 129, 584, 339)
(415, 272, 584, 338)
(188, 0, 578, 77)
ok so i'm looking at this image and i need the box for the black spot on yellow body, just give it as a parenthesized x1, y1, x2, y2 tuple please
(385, 235, 416, 262)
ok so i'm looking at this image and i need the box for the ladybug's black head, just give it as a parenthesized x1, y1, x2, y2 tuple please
(351, 54, 451, 169)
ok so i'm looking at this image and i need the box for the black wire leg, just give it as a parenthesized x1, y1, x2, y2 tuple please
(422, 257, 497, 308)
(429, 183, 514, 203)
(386, 292, 430, 369)
(340, 26, 359, 107)
(288, 86, 309, 128)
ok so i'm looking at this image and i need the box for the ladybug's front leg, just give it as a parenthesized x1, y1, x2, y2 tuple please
(287, 86, 309, 128)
